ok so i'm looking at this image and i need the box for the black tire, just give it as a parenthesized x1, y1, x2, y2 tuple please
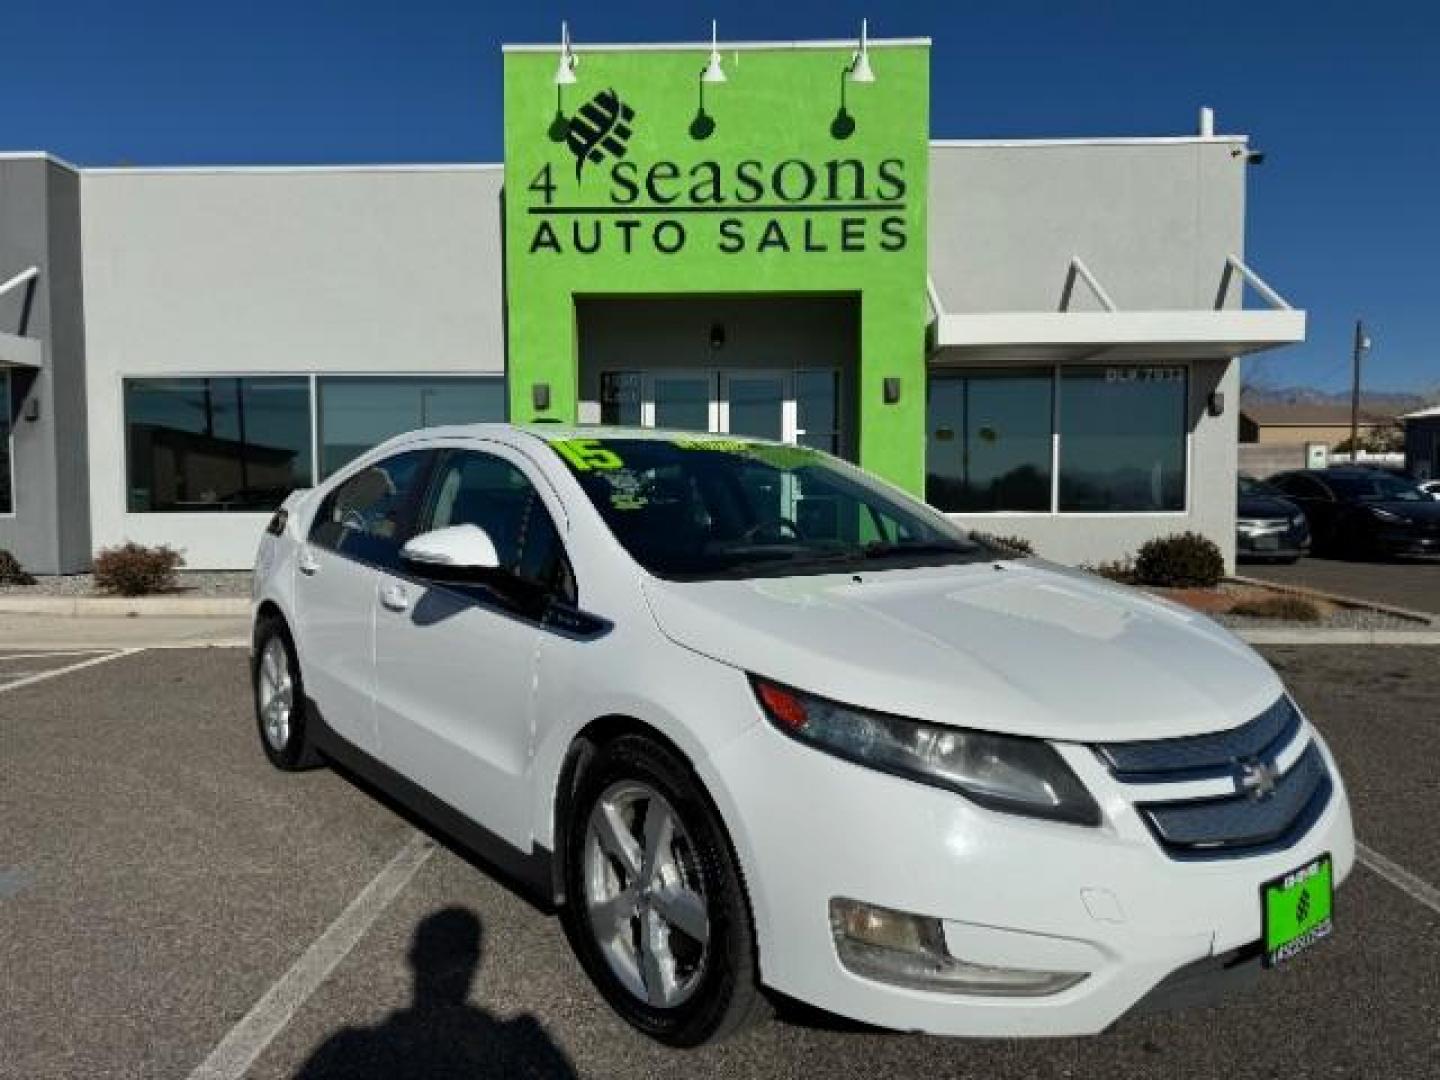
(252, 615, 323, 772)
(560, 734, 768, 1046)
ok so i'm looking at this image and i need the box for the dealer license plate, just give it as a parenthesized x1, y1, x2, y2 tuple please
(1262, 853, 1334, 967)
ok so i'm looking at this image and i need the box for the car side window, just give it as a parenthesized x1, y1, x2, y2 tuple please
(420, 450, 577, 604)
(1275, 474, 1325, 501)
(309, 450, 432, 568)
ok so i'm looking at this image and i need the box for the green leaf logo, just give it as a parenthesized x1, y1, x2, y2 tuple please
(566, 89, 636, 181)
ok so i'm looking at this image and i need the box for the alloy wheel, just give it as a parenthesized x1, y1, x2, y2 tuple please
(257, 637, 294, 752)
(582, 781, 711, 1008)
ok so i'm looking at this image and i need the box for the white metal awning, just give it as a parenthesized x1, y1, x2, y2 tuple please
(0, 266, 42, 368)
(0, 331, 41, 369)
(930, 256, 1306, 362)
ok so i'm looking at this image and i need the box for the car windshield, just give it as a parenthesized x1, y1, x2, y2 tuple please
(1238, 476, 1282, 498)
(1325, 473, 1427, 503)
(546, 436, 990, 580)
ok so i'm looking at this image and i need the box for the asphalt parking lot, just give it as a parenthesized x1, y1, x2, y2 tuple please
(1244, 554, 1440, 617)
(2, 645, 1438, 1079)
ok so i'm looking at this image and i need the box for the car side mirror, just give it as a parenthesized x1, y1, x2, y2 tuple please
(400, 525, 502, 583)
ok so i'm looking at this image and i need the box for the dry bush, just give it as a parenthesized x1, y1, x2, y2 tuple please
(93, 543, 185, 596)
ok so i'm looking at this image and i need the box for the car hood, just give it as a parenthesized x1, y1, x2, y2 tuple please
(641, 561, 1283, 744)
(1239, 494, 1300, 519)
(1367, 499, 1440, 522)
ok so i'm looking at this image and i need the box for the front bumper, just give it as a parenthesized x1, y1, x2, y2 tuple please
(700, 720, 1354, 1038)
(1237, 522, 1310, 560)
(1373, 529, 1440, 556)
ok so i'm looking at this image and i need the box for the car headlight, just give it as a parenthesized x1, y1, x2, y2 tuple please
(1292, 513, 1307, 528)
(751, 677, 1102, 826)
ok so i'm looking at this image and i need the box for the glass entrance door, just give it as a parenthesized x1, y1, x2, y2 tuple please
(719, 372, 786, 441)
(649, 374, 716, 433)
(600, 368, 840, 451)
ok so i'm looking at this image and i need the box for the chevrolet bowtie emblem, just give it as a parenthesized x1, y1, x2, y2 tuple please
(1234, 756, 1280, 801)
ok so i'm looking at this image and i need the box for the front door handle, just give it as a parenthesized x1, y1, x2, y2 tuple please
(297, 548, 320, 577)
(379, 584, 410, 613)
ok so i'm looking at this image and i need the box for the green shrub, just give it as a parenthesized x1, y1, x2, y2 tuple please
(970, 531, 1036, 558)
(93, 543, 185, 596)
(1133, 532, 1225, 589)
(0, 549, 35, 586)
(1229, 595, 1322, 622)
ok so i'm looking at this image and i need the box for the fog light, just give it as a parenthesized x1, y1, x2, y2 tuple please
(830, 898, 1088, 997)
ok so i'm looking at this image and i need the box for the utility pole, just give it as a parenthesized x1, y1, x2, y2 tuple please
(1350, 320, 1370, 464)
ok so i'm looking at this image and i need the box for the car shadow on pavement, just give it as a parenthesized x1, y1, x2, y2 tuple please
(292, 906, 577, 1080)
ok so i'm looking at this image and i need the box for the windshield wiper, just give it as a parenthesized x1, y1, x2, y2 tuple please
(861, 540, 976, 559)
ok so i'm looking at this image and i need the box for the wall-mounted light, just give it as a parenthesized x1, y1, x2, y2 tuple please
(554, 21, 578, 85)
(532, 382, 552, 412)
(709, 322, 726, 350)
(549, 22, 580, 142)
(831, 19, 876, 140)
(1207, 390, 1225, 418)
(702, 21, 727, 83)
(883, 377, 902, 404)
(848, 19, 876, 84)
(691, 21, 725, 140)
(23, 394, 40, 422)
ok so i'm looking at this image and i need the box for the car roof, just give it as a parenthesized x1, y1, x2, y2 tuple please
(383, 422, 792, 448)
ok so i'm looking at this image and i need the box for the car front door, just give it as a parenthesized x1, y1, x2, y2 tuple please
(294, 450, 434, 754)
(372, 445, 576, 849)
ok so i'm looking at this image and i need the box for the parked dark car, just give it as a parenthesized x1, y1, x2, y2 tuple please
(1268, 467, 1440, 558)
(1236, 475, 1310, 562)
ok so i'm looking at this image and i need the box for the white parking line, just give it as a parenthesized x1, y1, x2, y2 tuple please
(0, 650, 112, 662)
(0, 649, 137, 694)
(186, 832, 436, 1080)
(1357, 842, 1440, 917)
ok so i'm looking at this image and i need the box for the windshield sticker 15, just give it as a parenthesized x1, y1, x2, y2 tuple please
(551, 439, 624, 471)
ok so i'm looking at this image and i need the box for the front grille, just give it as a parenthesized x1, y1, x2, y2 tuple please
(1095, 697, 1332, 861)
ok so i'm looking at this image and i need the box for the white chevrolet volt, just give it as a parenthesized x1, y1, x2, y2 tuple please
(251, 424, 1354, 1046)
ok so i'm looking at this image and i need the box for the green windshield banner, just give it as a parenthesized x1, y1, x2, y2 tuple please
(502, 39, 931, 493)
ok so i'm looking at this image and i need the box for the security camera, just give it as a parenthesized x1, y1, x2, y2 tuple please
(1231, 147, 1266, 165)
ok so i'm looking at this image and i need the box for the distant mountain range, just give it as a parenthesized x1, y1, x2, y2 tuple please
(1240, 384, 1434, 414)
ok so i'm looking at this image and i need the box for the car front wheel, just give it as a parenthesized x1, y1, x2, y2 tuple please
(252, 616, 322, 771)
(561, 734, 767, 1046)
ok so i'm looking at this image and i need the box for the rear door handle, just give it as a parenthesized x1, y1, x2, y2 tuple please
(379, 584, 410, 613)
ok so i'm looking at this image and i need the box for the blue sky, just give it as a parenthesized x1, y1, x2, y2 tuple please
(5, 0, 1437, 394)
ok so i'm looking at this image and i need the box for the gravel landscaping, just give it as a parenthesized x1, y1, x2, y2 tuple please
(1150, 579, 1432, 633)
(0, 570, 252, 598)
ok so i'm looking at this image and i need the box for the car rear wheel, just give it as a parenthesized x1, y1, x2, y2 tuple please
(253, 616, 322, 771)
(561, 734, 768, 1046)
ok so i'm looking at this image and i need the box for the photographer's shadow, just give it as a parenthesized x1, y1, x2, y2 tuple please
(294, 906, 577, 1079)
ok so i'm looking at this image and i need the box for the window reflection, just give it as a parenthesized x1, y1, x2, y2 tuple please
(1059, 367, 1187, 512)
(0, 371, 12, 514)
(317, 376, 505, 478)
(124, 377, 312, 512)
(926, 371, 1053, 512)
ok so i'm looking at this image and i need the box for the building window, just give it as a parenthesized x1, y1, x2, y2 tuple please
(600, 372, 643, 426)
(124, 377, 313, 513)
(926, 370, 1053, 512)
(1058, 366, 1187, 513)
(925, 365, 1189, 515)
(0, 370, 12, 515)
(317, 376, 506, 479)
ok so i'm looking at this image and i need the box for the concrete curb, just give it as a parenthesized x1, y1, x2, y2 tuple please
(0, 595, 250, 617)
(1229, 574, 1437, 627)
(1237, 628, 1440, 646)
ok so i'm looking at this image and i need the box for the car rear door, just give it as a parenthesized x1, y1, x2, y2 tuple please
(371, 444, 575, 849)
(294, 449, 434, 754)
